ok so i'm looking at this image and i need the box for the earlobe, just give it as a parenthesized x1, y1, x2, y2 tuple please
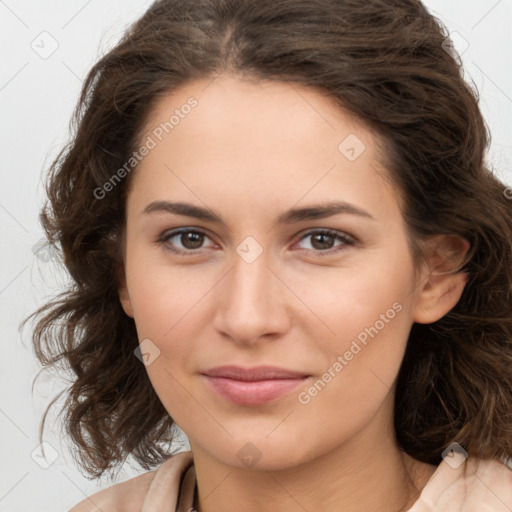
(117, 274, 134, 318)
(119, 292, 135, 318)
(413, 234, 470, 324)
(114, 230, 134, 317)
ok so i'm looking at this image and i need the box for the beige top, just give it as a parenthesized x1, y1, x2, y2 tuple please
(69, 451, 512, 511)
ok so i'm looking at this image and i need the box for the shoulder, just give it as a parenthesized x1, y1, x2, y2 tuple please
(409, 455, 512, 511)
(67, 470, 156, 512)
(68, 451, 194, 512)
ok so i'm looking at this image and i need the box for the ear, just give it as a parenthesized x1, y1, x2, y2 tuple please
(413, 234, 470, 324)
(117, 271, 134, 318)
(115, 231, 134, 318)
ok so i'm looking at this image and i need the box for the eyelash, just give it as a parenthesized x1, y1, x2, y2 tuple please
(157, 228, 356, 257)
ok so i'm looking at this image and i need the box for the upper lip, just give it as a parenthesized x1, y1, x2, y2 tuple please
(201, 365, 310, 381)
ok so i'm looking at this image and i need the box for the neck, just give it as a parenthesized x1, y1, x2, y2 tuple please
(190, 399, 436, 512)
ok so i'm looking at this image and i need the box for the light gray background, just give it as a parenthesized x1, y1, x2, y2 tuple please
(1, 1, 511, 511)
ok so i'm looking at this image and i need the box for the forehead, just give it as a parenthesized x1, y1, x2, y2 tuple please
(128, 75, 400, 223)
(140, 74, 370, 160)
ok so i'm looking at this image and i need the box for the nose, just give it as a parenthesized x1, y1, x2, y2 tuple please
(212, 246, 291, 346)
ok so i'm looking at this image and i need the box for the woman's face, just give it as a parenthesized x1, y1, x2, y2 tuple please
(119, 75, 429, 471)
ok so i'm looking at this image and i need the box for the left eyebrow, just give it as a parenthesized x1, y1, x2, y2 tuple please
(141, 200, 375, 225)
(276, 201, 375, 224)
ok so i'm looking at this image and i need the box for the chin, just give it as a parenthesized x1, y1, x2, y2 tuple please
(204, 435, 314, 472)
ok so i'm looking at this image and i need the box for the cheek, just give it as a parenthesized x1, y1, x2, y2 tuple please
(292, 256, 413, 351)
(303, 291, 410, 405)
(292, 296, 412, 459)
(124, 247, 213, 400)
(124, 242, 206, 337)
(124, 256, 204, 423)
(293, 249, 415, 402)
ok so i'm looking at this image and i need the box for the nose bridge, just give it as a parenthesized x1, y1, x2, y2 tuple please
(232, 247, 270, 305)
(213, 242, 288, 343)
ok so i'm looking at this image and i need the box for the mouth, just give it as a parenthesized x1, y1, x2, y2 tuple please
(201, 365, 311, 406)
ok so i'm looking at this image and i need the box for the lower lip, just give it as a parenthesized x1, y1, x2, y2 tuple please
(202, 375, 309, 406)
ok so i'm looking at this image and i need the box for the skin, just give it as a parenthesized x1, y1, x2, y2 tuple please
(118, 74, 469, 512)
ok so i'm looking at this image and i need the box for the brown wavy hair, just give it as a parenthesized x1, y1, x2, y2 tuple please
(24, 0, 512, 478)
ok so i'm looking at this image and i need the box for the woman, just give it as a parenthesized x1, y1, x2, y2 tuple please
(27, 0, 512, 510)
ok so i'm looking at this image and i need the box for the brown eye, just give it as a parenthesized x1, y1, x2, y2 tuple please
(310, 233, 335, 250)
(296, 229, 355, 254)
(178, 231, 204, 250)
(158, 228, 214, 254)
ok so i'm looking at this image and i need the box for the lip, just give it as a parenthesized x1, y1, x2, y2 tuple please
(201, 365, 311, 406)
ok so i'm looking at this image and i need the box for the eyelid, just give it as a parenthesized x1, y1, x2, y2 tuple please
(157, 226, 356, 255)
(157, 227, 218, 255)
(291, 228, 356, 254)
